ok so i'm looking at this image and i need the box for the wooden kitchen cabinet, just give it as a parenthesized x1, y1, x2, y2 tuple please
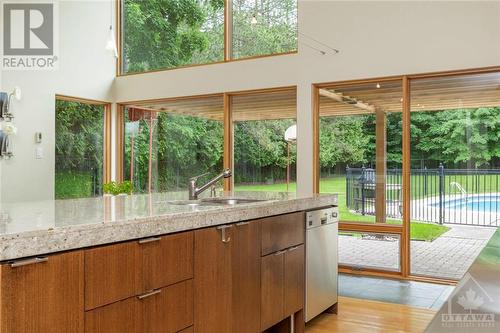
(85, 297, 138, 333)
(261, 250, 286, 331)
(141, 279, 194, 333)
(284, 245, 305, 316)
(260, 212, 305, 332)
(194, 225, 233, 333)
(232, 221, 261, 333)
(138, 232, 194, 292)
(261, 246, 305, 332)
(1, 251, 84, 333)
(85, 231, 194, 310)
(261, 212, 304, 256)
(194, 221, 261, 333)
(85, 280, 193, 333)
(85, 241, 139, 310)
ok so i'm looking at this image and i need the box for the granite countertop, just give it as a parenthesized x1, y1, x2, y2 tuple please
(425, 228, 500, 332)
(0, 191, 337, 261)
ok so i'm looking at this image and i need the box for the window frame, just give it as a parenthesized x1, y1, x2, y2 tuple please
(312, 65, 500, 285)
(116, 0, 299, 76)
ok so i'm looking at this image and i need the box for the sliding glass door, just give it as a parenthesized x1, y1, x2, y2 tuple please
(409, 72, 500, 280)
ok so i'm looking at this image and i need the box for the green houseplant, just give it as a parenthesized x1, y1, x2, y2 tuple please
(103, 181, 133, 196)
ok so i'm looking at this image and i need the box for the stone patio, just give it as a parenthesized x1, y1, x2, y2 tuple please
(339, 224, 497, 280)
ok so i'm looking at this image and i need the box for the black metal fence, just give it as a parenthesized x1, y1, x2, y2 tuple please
(346, 165, 500, 226)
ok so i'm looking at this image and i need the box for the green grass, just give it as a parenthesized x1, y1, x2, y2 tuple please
(55, 171, 96, 199)
(235, 176, 450, 242)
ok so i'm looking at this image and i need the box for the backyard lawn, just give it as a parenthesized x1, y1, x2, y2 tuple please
(55, 171, 96, 199)
(235, 176, 449, 242)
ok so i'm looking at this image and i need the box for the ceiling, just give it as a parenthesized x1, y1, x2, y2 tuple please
(319, 72, 500, 116)
(124, 88, 297, 122)
(123, 72, 500, 121)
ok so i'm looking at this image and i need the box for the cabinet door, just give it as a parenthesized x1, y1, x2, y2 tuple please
(85, 241, 139, 310)
(85, 298, 139, 333)
(1, 251, 84, 333)
(141, 280, 194, 333)
(232, 221, 261, 333)
(194, 225, 233, 333)
(284, 245, 305, 316)
(261, 212, 305, 256)
(261, 251, 285, 331)
(138, 232, 194, 292)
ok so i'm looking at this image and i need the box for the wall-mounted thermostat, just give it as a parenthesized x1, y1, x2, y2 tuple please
(35, 132, 42, 143)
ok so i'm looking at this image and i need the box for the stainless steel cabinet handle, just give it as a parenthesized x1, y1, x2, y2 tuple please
(288, 245, 301, 252)
(137, 289, 162, 300)
(235, 221, 250, 226)
(217, 225, 232, 243)
(138, 237, 161, 244)
(274, 250, 287, 256)
(10, 257, 48, 268)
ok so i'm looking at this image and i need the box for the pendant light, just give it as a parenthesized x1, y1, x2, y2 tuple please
(250, 0, 258, 24)
(105, 1, 118, 58)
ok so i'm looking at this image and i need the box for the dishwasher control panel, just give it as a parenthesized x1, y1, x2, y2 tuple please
(306, 207, 339, 229)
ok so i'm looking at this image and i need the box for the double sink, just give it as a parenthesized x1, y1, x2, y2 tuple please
(168, 197, 267, 207)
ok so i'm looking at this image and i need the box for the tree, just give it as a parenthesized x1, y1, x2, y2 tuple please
(319, 116, 373, 169)
(123, 0, 225, 72)
(123, 0, 297, 72)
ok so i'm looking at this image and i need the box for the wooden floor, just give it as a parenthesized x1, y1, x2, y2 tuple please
(305, 296, 436, 333)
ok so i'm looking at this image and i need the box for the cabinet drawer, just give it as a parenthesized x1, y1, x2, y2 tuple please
(141, 279, 194, 333)
(85, 231, 194, 310)
(85, 242, 139, 310)
(85, 280, 193, 333)
(138, 231, 194, 291)
(85, 298, 139, 333)
(261, 212, 305, 256)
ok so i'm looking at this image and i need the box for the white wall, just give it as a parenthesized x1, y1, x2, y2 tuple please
(0, 0, 116, 202)
(1, 0, 499, 202)
(115, 0, 500, 195)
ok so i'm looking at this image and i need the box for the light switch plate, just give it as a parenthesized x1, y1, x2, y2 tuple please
(35, 147, 43, 159)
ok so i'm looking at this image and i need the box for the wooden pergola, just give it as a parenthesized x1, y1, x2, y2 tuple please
(123, 88, 297, 122)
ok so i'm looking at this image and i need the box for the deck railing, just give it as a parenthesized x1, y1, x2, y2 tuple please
(346, 165, 500, 226)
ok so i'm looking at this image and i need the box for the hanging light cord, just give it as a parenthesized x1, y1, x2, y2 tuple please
(299, 32, 340, 55)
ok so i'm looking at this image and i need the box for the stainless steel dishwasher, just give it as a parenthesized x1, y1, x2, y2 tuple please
(305, 207, 339, 322)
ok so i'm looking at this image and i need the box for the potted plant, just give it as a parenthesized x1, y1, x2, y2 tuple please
(103, 181, 133, 196)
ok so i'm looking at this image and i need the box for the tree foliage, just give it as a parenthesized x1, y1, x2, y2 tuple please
(123, 0, 297, 72)
(55, 100, 104, 198)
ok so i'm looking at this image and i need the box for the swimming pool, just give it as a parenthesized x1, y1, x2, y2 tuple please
(439, 195, 500, 212)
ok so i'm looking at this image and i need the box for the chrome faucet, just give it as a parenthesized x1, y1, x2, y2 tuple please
(188, 169, 232, 200)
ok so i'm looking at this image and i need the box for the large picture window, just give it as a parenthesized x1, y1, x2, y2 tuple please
(122, 96, 224, 193)
(231, 0, 298, 59)
(120, 0, 298, 74)
(55, 98, 109, 199)
(231, 89, 297, 192)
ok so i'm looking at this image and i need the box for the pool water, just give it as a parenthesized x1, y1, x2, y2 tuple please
(442, 196, 500, 212)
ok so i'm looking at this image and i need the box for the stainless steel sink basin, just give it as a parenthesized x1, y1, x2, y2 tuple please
(166, 198, 267, 207)
(200, 198, 267, 205)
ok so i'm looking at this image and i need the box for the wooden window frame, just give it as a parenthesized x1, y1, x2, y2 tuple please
(312, 65, 500, 285)
(55, 95, 113, 193)
(115, 0, 299, 77)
